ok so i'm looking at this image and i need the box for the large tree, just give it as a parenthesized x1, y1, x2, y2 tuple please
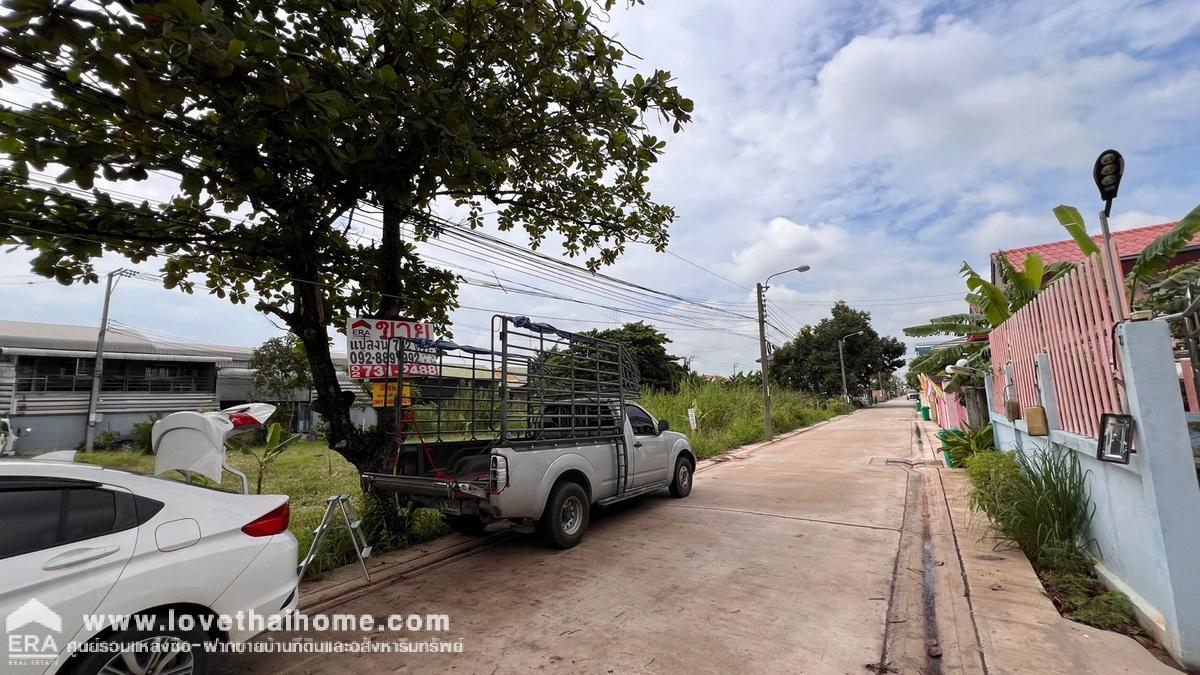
(0, 0, 692, 474)
(770, 302, 906, 397)
(584, 321, 686, 391)
(248, 334, 312, 431)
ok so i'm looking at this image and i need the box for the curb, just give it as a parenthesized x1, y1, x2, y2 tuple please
(299, 528, 516, 614)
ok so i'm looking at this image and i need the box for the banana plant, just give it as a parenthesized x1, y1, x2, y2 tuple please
(228, 422, 302, 494)
(1054, 202, 1200, 296)
(904, 252, 1069, 393)
(904, 252, 1069, 338)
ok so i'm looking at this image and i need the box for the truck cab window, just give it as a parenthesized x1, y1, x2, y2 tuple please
(625, 405, 657, 436)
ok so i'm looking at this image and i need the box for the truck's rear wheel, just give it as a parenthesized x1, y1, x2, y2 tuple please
(540, 481, 589, 549)
(445, 515, 488, 536)
(669, 455, 694, 498)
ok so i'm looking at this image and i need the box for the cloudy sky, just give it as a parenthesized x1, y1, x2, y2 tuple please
(4, 0, 1200, 374)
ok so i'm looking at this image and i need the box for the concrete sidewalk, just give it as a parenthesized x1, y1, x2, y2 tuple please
(917, 417, 1180, 674)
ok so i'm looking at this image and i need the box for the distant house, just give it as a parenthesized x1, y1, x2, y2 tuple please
(990, 221, 1196, 285)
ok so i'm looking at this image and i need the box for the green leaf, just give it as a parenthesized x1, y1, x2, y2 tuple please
(961, 261, 1011, 326)
(1054, 205, 1100, 257)
(903, 313, 990, 337)
(1020, 253, 1045, 293)
(225, 38, 245, 60)
(1126, 202, 1200, 292)
(180, 171, 202, 197)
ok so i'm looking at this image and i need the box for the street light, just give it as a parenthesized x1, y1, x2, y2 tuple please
(839, 330, 864, 404)
(1093, 149, 1128, 321)
(757, 265, 810, 440)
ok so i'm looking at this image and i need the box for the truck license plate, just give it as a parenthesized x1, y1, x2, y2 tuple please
(436, 499, 461, 515)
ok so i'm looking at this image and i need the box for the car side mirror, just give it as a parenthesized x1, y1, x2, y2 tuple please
(658, 419, 670, 433)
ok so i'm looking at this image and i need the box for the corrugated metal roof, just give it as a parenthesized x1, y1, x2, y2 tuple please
(0, 320, 252, 359)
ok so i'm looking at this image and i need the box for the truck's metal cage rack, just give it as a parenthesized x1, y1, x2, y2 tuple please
(384, 315, 640, 449)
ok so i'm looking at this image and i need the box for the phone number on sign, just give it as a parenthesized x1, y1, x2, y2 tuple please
(349, 363, 440, 379)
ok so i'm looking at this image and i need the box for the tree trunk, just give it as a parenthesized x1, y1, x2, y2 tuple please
(284, 199, 420, 541)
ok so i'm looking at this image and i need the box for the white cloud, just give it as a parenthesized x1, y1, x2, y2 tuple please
(719, 217, 849, 283)
(4, 0, 1200, 376)
(1108, 209, 1174, 231)
(963, 211, 1057, 254)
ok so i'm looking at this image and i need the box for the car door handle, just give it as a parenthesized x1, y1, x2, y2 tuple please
(42, 545, 121, 570)
(633, 441, 643, 448)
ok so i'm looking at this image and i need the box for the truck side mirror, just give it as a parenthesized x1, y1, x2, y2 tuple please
(657, 419, 670, 433)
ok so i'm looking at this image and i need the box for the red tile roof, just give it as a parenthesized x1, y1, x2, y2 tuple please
(994, 222, 1187, 269)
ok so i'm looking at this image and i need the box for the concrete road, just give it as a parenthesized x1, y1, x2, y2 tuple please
(215, 401, 929, 674)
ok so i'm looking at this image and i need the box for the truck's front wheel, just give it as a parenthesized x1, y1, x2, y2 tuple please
(669, 455, 694, 498)
(540, 481, 589, 549)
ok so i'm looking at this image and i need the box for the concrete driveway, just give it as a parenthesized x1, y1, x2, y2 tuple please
(215, 402, 921, 674)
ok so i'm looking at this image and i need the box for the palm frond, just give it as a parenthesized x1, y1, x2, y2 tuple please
(1054, 204, 1100, 256)
(903, 313, 989, 337)
(1126, 203, 1200, 292)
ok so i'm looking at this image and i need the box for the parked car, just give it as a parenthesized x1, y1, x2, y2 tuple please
(364, 316, 697, 549)
(907, 391, 920, 401)
(0, 403, 297, 675)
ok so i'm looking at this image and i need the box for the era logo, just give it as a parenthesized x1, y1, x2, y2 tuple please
(350, 319, 373, 338)
(8, 634, 58, 656)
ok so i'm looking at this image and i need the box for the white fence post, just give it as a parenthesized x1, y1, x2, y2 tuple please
(1117, 319, 1200, 666)
(1034, 353, 1060, 431)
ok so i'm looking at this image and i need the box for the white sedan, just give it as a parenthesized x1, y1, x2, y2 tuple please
(0, 459, 298, 674)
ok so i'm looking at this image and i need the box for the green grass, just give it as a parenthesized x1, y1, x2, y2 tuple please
(640, 382, 853, 459)
(77, 441, 447, 578)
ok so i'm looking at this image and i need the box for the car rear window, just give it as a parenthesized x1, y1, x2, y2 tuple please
(0, 483, 163, 560)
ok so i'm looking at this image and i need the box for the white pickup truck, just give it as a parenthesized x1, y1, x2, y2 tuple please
(0, 418, 31, 457)
(362, 316, 697, 548)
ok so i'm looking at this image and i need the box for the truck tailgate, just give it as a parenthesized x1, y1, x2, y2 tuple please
(361, 472, 454, 498)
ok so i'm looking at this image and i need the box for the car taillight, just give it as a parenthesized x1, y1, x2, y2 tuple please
(490, 454, 508, 495)
(228, 412, 260, 427)
(242, 502, 290, 537)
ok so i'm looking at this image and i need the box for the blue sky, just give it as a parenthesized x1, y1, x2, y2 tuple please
(3, 0, 1200, 374)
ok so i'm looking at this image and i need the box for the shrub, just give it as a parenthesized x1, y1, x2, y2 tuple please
(966, 447, 1094, 569)
(964, 450, 1020, 519)
(1006, 448, 1094, 567)
(84, 429, 122, 451)
(942, 422, 996, 466)
(130, 415, 160, 453)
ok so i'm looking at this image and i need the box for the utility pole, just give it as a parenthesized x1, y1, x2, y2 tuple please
(756, 282, 772, 440)
(757, 265, 810, 441)
(84, 269, 129, 452)
(839, 330, 864, 404)
(838, 340, 848, 404)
